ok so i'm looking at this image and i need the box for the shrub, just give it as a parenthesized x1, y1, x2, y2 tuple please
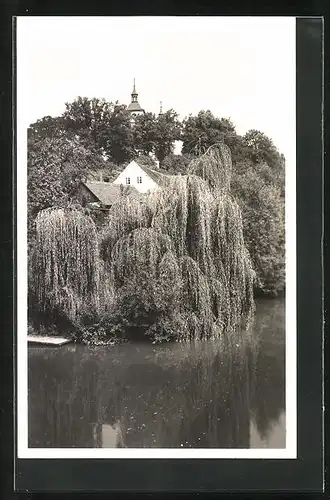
(231, 166, 285, 296)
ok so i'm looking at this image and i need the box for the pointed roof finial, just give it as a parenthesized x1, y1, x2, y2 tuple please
(132, 78, 137, 95)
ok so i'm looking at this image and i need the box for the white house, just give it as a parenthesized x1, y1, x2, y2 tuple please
(112, 159, 168, 194)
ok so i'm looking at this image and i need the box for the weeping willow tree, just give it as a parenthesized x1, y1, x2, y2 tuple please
(188, 142, 233, 192)
(31, 144, 255, 341)
(101, 143, 255, 341)
(30, 208, 100, 325)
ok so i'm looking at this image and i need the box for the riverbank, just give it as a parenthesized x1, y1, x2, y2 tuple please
(28, 292, 284, 346)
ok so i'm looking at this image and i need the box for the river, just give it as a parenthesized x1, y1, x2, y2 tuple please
(28, 298, 285, 449)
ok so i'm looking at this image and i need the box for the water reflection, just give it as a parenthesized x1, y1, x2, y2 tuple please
(93, 422, 125, 448)
(249, 299, 285, 447)
(28, 299, 285, 448)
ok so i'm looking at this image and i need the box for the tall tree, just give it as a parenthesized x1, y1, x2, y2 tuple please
(102, 103, 134, 164)
(242, 129, 284, 172)
(133, 112, 157, 155)
(153, 109, 182, 165)
(231, 163, 285, 296)
(28, 116, 67, 140)
(63, 97, 112, 152)
(181, 110, 236, 155)
(63, 97, 134, 164)
(27, 133, 105, 240)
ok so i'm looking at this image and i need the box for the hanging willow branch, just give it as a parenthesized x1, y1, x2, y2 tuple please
(188, 143, 233, 192)
(32, 143, 255, 341)
(32, 208, 100, 322)
(101, 143, 255, 340)
(110, 227, 173, 288)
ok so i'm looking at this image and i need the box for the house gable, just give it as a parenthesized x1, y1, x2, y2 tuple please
(112, 160, 160, 193)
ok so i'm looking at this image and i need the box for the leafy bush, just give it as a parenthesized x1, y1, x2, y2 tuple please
(135, 154, 158, 169)
(231, 166, 285, 296)
(161, 153, 193, 174)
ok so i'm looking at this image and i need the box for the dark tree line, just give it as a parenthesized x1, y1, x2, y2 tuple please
(29, 98, 284, 178)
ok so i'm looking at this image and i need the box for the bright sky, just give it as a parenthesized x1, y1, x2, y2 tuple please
(17, 16, 296, 166)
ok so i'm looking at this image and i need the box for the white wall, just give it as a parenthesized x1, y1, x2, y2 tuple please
(112, 160, 159, 193)
(174, 140, 183, 155)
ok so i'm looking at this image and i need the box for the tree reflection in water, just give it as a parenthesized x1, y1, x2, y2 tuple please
(28, 299, 285, 449)
(250, 299, 285, 446)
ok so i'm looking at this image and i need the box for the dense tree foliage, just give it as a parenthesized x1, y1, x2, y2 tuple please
(31, 145, 255, 342)
(28, 115, 67, 140)
(182, 111, 236, 155)
(180, 112, 285, 297)
(133, 112, 158, 156)
(153, 109, 182, 165)
(161, 153, 194, 174)
(27, 99, 286, 298)
(242, 129, 284, 171)
(63, 97, 110, 151)
(135, 154, 158, 169)
(62, 98, 181, 166)
(103, 104, 135, 164)
(63, 98, 134, 164)
(27, 130, 106, 241)
(231, 163, 285, 296)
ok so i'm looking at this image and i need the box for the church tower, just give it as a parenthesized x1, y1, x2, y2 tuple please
(127, 79, 145, 124)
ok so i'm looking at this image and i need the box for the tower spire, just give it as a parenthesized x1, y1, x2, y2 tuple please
(159, 101, 163, 115)
(127, 78, 145, 120)
(131, 78, 138, 102)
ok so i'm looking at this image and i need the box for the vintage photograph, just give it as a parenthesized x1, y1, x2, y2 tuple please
(17, 16, 296, 457)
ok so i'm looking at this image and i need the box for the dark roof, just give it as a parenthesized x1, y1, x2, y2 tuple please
(127, 101, 144, 112)
(83, 182, 141, 206)
(135, 160, 171, 186)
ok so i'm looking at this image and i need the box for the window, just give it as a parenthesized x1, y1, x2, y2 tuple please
(125, 177, 131, 185)
(137, 176, 142, 184)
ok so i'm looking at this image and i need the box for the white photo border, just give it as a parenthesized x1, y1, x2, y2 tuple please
(16, 15, 297, 460)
